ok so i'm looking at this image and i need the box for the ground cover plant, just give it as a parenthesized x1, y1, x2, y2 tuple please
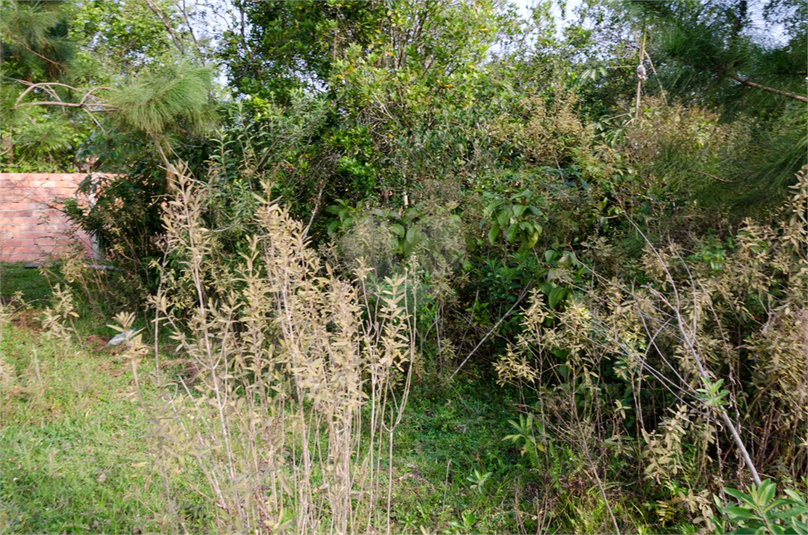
(0, 286, 206, 533)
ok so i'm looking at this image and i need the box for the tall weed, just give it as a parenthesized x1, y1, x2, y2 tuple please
(144, 167, 416, 534)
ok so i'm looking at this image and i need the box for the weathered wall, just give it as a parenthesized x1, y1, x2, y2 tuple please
(0, 173, 96, 263)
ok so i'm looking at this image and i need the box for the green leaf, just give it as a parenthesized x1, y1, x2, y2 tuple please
(389, 223, 405, 237)
(789, 518, 808, 534)
(506, 224, 518, 243)
(730, 528, 761, 535)
(526, 232, 539, 249)
(488, 225, 500, 244)
(548, 286, 566, 310)
(784, 489, 808, 504)
(725, 488, 757, 508)
(759, 480, 777, 506)
(768, 504, 801, 519)
(406, 226, 417, 244)
(725, 507, 759, 521)
(512, 204, 526, 217)
(497, 210, 509, 228)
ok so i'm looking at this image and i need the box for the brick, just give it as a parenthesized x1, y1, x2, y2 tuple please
(0, 173, 114, 261)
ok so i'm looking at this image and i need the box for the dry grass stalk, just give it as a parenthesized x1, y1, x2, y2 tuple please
(141, 167, 416, 534)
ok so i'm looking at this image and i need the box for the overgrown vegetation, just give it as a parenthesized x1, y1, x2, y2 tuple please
(1, 0, 806, 533)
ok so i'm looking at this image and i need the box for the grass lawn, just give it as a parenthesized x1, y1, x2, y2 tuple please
(0, 263, 210, 533)
(0, 317, 209, 533)
(0, 263, 53, 307)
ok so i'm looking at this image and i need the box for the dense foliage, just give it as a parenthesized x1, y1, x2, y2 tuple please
(1, 0, 806, 533)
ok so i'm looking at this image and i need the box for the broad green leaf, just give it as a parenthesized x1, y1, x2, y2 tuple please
(760, 480, 777, 505)
(725, 488, 757, 508)
(769, 506, 801, 520)
(488, 225, 500, 244)
(406, 226, 417, 244)
(548, 286, 566, 310)
(389, 223, 405, 237)
(766, 497, 796, 511)
(506, 224, 518, 243)
(789, 518, 808, 534)
(729, 527, 760, 534)
(784, 489, 808, 505)
(526, 232, 539, 249)
(725, 507, 758, 520)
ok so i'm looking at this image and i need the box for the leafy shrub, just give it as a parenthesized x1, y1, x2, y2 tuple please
(715, 480, 808, 535)
(493, 166, 808, 530)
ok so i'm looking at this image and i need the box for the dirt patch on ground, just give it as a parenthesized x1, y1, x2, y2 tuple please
(10, 310, 41, 330)
(96, 359, 127, 378)
(85, 335, 108, 352)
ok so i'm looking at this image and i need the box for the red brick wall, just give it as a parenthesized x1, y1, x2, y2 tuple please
(0, 173, 97, 263)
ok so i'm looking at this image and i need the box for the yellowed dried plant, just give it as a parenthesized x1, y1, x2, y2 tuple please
(142, 166, 416, 534)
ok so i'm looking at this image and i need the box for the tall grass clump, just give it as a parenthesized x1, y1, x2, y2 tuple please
(144, 165, 416, 534)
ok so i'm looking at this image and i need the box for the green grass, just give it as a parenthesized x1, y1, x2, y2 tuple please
(0, 298, 530, 533)
(388, 381, 528, 533)
(0, 321, 188, 533)
(0, 317, 655, 534)
(0, 263, 53, 307)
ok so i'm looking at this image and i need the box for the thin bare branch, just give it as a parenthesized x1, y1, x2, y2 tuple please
(450, 281, 533, 381)
(144, 0, 186, 55)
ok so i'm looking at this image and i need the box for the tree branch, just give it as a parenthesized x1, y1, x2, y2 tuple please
(683, 59, 808, 104)
(450, 281, 533, 381)
(7, 34, 62, 67)
(12, 81, 114, 108)
(726, 72, 808, 103)
(144, 0, 186, 55)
